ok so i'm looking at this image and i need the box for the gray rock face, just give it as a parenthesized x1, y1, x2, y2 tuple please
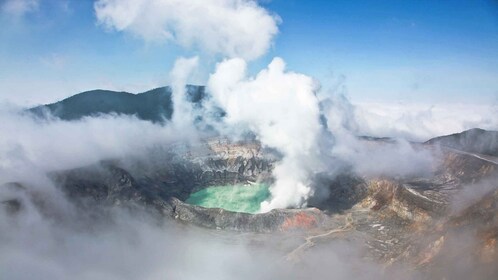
(425, 128, 498, 157)
(169, 197, 326, 232)
(45, 139, 277, 218)
(37, 137, 325, 233)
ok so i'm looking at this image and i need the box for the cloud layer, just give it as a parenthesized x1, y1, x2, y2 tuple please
(94, 0, 279, 60)
(353, 102, 498, 141)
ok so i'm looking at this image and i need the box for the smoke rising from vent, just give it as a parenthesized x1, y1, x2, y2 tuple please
(170, 56, 199, 131)
(207, 57, 323, 211)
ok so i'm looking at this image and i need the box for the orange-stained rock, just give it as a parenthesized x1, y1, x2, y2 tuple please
(281, 212, 318, 231)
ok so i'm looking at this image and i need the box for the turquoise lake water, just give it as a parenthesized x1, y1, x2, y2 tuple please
(185, 183, 270, 213)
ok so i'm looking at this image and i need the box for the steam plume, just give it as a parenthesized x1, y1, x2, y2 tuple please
(207, 57, 323, 211)
(170, 56, 199, 130)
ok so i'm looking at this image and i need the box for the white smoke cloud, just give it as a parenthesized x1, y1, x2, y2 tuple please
(94, 0, 280, 60)
(207, 57, 323, 211)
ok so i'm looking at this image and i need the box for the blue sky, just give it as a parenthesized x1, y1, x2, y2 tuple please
(1, 0, 497, 105)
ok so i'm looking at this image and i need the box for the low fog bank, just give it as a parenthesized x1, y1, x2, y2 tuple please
(0, 104, 197, 184)
(0, 173, 399, 280)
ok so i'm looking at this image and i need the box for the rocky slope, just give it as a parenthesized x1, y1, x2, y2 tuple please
(425, 128, 498, 156)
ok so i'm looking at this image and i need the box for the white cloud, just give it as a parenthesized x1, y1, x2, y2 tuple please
(0, 107, 191, 183)
(1, 0, 39, 17)
(94, 0, 280, 60)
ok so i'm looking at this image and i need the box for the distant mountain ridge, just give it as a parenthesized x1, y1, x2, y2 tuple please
(29, 85, 205, 123)
(29, 87, 498, 157)
(425, 128, 498, 156)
